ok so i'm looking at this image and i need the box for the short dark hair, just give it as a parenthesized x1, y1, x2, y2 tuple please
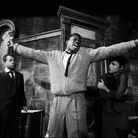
(3, 54, 15, 62)
(67, 33, 81, 40)
(108, 56, 128, 68)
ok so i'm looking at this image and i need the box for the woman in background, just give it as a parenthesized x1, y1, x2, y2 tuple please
(97, 56, 129, 138)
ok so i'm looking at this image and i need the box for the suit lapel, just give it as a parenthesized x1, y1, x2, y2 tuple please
(11, 71, 20, 96)
(1, 72, 13, 93)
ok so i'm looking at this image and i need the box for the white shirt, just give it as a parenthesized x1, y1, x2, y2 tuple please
(5, 67, 15, 78)
(62, 51, 75, 68)
(63, 53, 71, 68)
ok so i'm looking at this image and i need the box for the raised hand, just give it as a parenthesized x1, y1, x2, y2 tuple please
(7, 40, 13, 47)
(134, 38, 138, 46)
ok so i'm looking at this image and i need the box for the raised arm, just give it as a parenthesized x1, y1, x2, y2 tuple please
(88, 39, 138, 62)
(13, 43, 49, 64)
(6, 40, 52, 64)
(6, 31, 50, 64)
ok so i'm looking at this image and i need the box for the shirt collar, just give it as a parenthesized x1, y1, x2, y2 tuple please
(65, 50, 77, 55)
(65, 50, 72, 54)
(5, 67, 14, 73)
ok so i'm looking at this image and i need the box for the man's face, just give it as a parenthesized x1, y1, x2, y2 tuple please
(66, 34, 81, 53)
(5, 55, 15, 69)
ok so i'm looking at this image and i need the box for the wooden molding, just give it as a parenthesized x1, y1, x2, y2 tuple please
(14, 29, 61, 43)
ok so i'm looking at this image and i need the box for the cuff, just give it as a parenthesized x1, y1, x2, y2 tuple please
(13, 43, 19, 51)
(134, 40, 138, 47)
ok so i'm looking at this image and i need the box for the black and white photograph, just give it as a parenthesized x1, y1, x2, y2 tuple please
(0, 0, 138, 138)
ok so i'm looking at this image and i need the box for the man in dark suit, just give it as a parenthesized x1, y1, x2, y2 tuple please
(0, 54, 28, 138)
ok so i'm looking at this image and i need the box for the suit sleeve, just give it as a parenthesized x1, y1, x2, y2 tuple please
(108, 73, 128, 100)
(21, 74, 27, 107)
(98, 74, 109, 100)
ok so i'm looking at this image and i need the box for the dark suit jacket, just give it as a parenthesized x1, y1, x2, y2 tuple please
(0, 70, 26, 121)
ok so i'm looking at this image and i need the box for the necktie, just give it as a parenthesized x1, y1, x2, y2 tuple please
(65, 54, 73, 77)
(8, 71, 15, 80)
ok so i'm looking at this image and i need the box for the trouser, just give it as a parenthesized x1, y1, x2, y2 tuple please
(48, 92, 88, 138)
(0, 119, 19, 138)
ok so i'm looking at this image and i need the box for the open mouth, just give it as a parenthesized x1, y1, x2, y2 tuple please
(73, 43, 79, 48)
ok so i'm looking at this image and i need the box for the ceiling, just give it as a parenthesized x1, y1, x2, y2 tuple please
(1, 0, 138, 22)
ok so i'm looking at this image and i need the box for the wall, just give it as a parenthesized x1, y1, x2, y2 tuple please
(1, 14, 138, 136)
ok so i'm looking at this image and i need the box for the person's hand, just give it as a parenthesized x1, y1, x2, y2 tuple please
(7, 40, 13, 47)
(134, 38, 138, 47)
(98, 79, 109, 93)
(97, 79, 104, 89)
(22, 106, 28, 112)
(124, 88, 129, 95)
(5, 30, 14, 47)
(45, 132, 49, 138)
